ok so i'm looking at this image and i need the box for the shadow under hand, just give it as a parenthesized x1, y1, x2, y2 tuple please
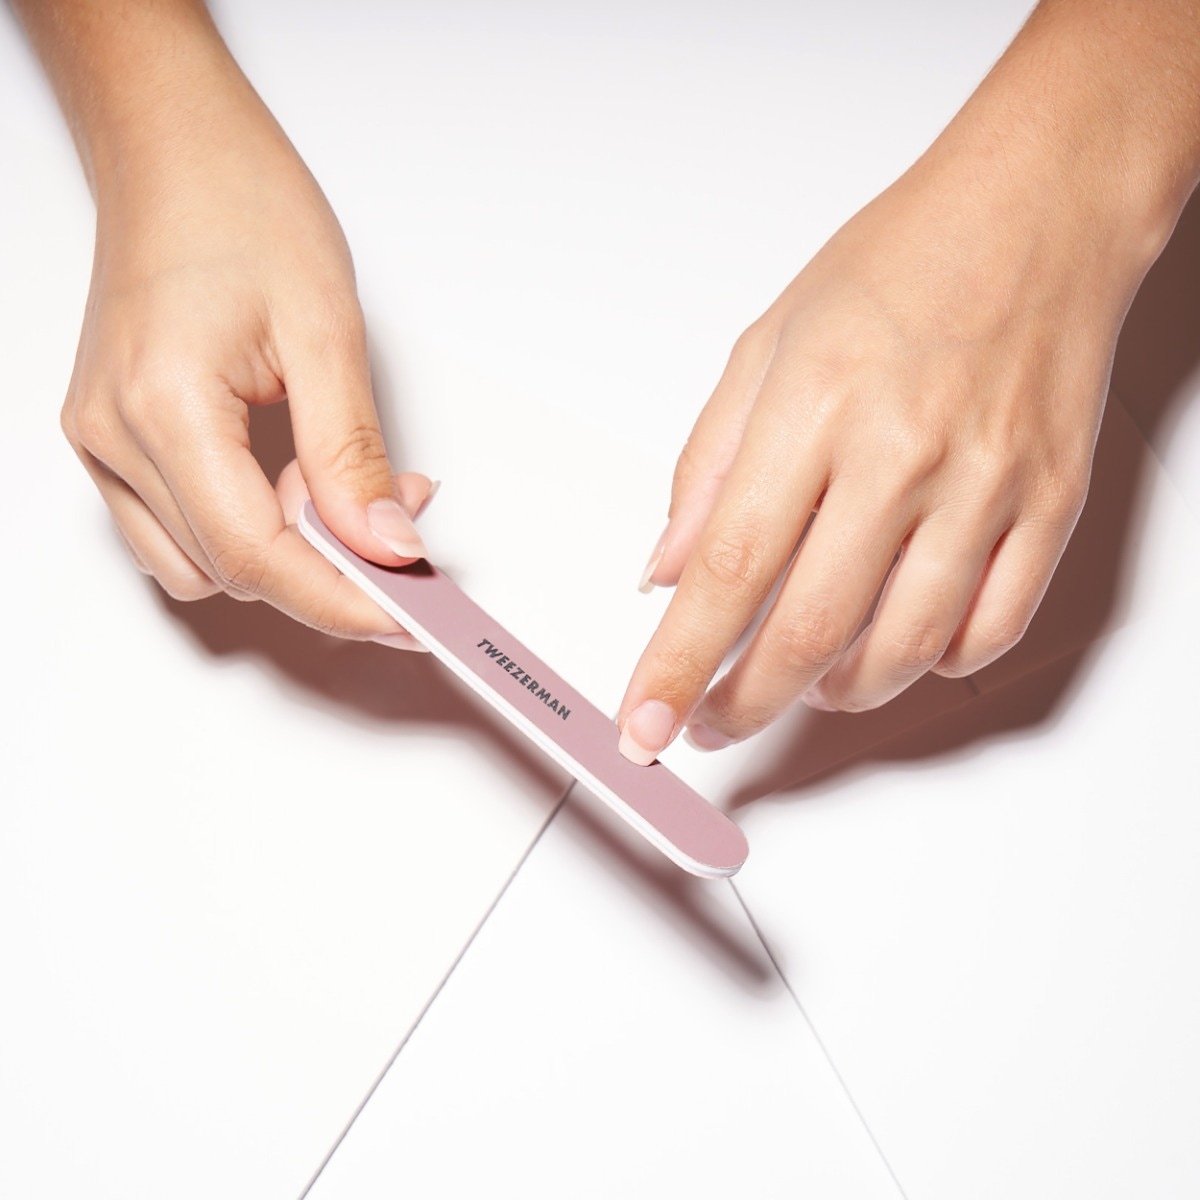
(756, 647, 1088, 802)
(727, 194, 1200, 809)
(555, 795, 775, 991)
(160, 341, 557, 784)
(159, 588, 567, 804)
(1112, 188, 1200, 447)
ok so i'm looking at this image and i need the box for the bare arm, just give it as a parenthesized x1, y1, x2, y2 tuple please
(620, 0, 1200, 760)
(12, 0, 431, 646)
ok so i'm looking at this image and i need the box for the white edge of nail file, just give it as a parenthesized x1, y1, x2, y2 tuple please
(298, 502, 748, 878)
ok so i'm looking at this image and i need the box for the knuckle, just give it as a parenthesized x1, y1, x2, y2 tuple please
(1038, 467, 1089, 531)
(963, 443, 1018, 506)
(209, 542, 270, 596)
(888, 620, 951, 674)
(302, 597, 349, 641)
(115, 385, 154, 434)
(728, 319, 776, 369)
(768, 605, 850, 675)
(325, 423, 390, 485)
(880, 419, 947, 489)
(296, 576, 364, 642)
(71, 399, 121, 461)
(1020, 443, 1091, 532)
(118, 355, 191, 430)
(694, 529, 769, 597)
(972, 608, 1031, 664)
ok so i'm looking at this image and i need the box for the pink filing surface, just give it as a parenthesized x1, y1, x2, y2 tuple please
(299, 502, 748, 878)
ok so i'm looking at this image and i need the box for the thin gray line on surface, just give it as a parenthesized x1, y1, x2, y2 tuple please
(297, 779, 577, 1199)
(729, 879, 911, 1200)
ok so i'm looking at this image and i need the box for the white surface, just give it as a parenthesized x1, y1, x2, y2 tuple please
(0, 8, 571, 1198)
(307, 793, 901, 1200)
(732, 413, 1200, 1197)
(7, 0, 1198, 1197)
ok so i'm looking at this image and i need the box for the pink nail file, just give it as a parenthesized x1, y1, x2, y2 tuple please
(299, 502, 748, 878)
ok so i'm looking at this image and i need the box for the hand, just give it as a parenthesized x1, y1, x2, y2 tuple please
(58, 34, 430, 647)
(617, 138, 1153, 762)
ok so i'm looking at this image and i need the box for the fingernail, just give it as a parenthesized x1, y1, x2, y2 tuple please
(371, 631, 430, 652)
(638, 525, 669, 593)
(367, 498, 427, 559)
(683, 723, 733, 752)
(618, 699, 677, 766)
(802, 688, 836, 712)
(415, 479, 441, 519)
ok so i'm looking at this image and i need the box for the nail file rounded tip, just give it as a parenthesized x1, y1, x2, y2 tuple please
(298, 503, 748, 878)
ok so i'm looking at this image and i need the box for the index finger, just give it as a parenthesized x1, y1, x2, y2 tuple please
(156, 397, 410, 639)
(617, 387, 829, 764)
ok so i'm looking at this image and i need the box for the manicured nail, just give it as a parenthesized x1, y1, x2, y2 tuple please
(371, 631, 430, 652)
(367, 498, 427, 559)
(638, 525, 669, 593)
(415, 479, 441, 519)
(618, 699, 677, 766)
(683, 723, 733, 752)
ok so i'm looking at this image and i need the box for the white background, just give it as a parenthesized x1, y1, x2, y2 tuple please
(2, 2, 1198, 1197)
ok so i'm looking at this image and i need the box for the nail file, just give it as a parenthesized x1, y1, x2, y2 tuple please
(298, 502, 748, 878)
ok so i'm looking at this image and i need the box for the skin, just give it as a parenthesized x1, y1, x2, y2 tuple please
(617, 0, 1200, 763)
(13, 1, 1200, 746)
(11, 0, 431, 650)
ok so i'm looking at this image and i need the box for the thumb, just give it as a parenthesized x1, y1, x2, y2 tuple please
(283, 319, 428, 565)
(639, 322, 775, 591)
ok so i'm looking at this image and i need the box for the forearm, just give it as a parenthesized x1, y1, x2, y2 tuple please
(921, 0, 1200, 277)
(11, 3, 423, 635)
(10, 0, 279, 203)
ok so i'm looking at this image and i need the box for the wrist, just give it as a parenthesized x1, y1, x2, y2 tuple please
(16, 1, 279, 209)
(85, 24, 265, 205)
(921, 0, 1200, 288)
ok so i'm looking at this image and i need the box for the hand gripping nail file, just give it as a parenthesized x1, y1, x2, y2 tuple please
(299, 502, 748, 878)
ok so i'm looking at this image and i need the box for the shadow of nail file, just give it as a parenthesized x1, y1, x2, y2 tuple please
(298, 501, 748, 879)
